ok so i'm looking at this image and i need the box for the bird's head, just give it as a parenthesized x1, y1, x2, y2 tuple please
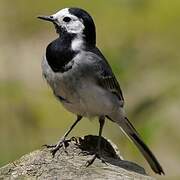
(38, 8, 96, 46)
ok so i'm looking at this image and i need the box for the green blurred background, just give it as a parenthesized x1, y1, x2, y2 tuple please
(0, 0, 180, 179)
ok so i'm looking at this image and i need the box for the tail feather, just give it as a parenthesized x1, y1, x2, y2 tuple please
(116, 116, 164, 175)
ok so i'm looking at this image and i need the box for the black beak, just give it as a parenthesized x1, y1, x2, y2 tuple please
(37, 15, 55, 22)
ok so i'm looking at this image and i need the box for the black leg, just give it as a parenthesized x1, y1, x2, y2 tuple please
(45, 115, 82, 156)
(62, 115, 82, 140)
(86, 116, 105, 167)
(97, 116, 105, 154)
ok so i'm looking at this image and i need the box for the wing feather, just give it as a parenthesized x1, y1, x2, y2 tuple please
(89, 48, 124, 104)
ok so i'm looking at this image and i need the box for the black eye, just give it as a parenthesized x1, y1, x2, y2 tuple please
(63, 17, 71, 22)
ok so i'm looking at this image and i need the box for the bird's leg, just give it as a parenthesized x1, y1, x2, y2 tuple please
(85, 116, 105, 167)
(44, 115, 82, 156)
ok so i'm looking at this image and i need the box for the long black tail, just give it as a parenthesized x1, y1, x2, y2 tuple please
(116, 116, 164, 175)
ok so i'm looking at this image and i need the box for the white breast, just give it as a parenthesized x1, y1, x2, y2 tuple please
(41, 55, 85, 115)
(41, 53, 120, 117)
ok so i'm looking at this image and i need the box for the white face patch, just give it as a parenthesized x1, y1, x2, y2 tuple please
(52, 8, 85, 35)
(71, 37, 84, 51)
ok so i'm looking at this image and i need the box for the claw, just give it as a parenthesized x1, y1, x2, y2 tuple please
(44, 138, 71, 157)
(85, 153, 107, 167)
(42, 144, 56, 148)
(50, 146, 62, 157)
(42, 115, 82, 157)
(51, 142, 64, 156)
(70, 136, 78, 144)
(85, 154, 98, 167)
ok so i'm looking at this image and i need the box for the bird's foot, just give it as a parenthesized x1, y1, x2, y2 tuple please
(85, 152, 106, 167)
(43, 138, 70, 157)
(42, 144, 56, 148)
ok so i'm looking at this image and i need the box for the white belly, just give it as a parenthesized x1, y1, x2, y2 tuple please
(42, 56, 120, 117)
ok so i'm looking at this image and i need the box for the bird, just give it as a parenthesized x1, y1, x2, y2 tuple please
(38, 7, 164, 175)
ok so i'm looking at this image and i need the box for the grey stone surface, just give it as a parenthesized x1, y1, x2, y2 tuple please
(0, 135, 155, 180)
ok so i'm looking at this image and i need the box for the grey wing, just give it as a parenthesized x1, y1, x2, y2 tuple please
(95, 60, 124, 104)
(85, 49, 124, 106)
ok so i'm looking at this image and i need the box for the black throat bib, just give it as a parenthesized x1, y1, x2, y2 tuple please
(46, 33, 77, 73)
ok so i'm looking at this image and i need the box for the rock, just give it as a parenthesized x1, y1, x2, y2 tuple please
(0, 135, 155, 180)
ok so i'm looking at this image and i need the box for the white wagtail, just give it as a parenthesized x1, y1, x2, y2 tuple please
(38, 7, 164, 175)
